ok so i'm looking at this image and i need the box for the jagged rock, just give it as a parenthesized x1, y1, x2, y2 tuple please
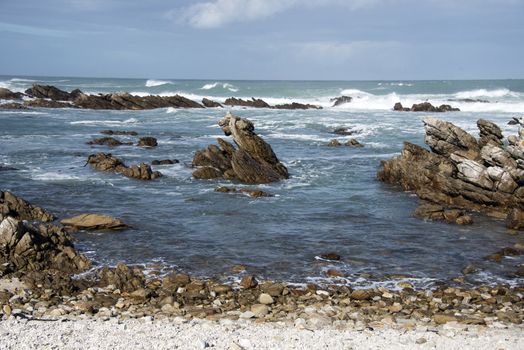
(333, 127, 354, 136)
(23, 99, 73, 108)
(74, 92, 203, 110)
(478, 119, 503, 147)
(0, 191, 55, 222)
(137, 137, 158, 147)
(97, 263, 145, 292)
(100, 130, 138, 136)
(151, 159, 179, 165)
(224, 97, 271, 108)
(214, 186, 272, 198)
(87, 153, 162, 180)
(0, 88, 24, 100)
(330, 96, 352, 107)
(0, 103, 27, 109)
(393, 102, 410, 111)
(327, 139, 342, 147)
(87, 137, 132, 147)
(320, 253, 341, 261)
(273, 102, 322, 110)
(411, 102, 460, 112)
(424, 117, 480, 159)
(25, 84, 73, 101)
(61, 214, 128, 230)
(202, 98, 223, 108)
(345, 139, 364, 147)
(0, 216, 90, 274)
(414, 203, 473, 225)
(192, 112, 289, 184)
(378, 118, 524, 229)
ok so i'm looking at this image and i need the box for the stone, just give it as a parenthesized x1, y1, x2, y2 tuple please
(433, 314, 458, 324)
(424, 117, 479, 159)
(273, 102, 321, 110)
(332, 127, 354, 136)
(327, 139, 342, 147)
(61, 214, 128, 230)
(224, 97, 270, 108)
(250, 304, 269, 317)
(202, 98, 222, 108)
(87, 137, 132, 147)
(350, 290, 371, 300)
(320, 253, 341, 261)
(258, 293, 274, 305)
(507, 208, 524, 230)
(345, 139, 364, 147)
(151, 159, 179, 165)
(137, 137, 158, 147)
(100, 130, 138, 136)
(0, 191, 55, 222)
(330, 96, 352, 107)
(0, 88, 23, 100)
(87, 153, 162, 180)
(326, 269, 344, 278)
(240, 275, 258, 289)
(25, 84, 73, 101)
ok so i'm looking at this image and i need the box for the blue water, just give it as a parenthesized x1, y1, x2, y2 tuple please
(1, 76, 523, 288)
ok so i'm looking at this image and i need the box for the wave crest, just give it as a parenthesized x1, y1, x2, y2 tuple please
(145, 79, 174, 87)
(200, 82, 239, 92)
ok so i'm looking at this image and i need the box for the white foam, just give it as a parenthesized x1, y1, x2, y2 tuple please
(454, 88, 518, 99)
(145, 79, 174, 87)
(165, 107, 177, 114)
(200, 82, 239, 92)
(70, 118, 140, 126)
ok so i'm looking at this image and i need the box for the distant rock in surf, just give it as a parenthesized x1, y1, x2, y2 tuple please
(0, 87, 24, 100)
(24, 99, 74, 108)
(273, 102, 322, 110)
(25, 84, 77, 101)
(74, 92, 204, 110)
(0, 102, 27, 110)
(61, 213, 128, 230)
(332, 127, 354, 136)
(327, 139, 363, 147)
(137, 136, 158, 147)
(87, 153, 162, 180)
(378, 117, 524, 230)
(224, 97, 271, 108)
(330, 95, 352, 107)
(214, 186, 272, 198)
(151, 159, 179, 165)
(87, 137, 133, 147)
(393, 101, 460, 112)
(192, 112, 289, 184)
(100, 130, 138, 136)
(202, 98, 223, 108)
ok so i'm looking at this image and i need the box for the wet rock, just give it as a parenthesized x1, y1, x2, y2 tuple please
(0, 103, 27, 109)
(507, 208, 524, 230)
(0, 88, 24, 100)
(224, 97, 271, 108)
(461, 264, 477, 275)
(273, 102, 321, 110)
(0, 191, 55, 222)
(0, 217, 90, 274)
(327, 139, 342, 147)
(137, 137, 158, 147)
(151, 159, 179, 165)
(202, 98, 223, 108)
(192, 112, 289, 184)
(87, 153, 162, 180)
(478, 119, 503, 147)
(87, 137, 132, 147)
(240, 275, 258, 289)
(345, 139, 364, 147)
(100, 130, 138, 136)
(393, 102, 410, 111)
(326, 269, 344, 278)
(350, 290, 371, 300)
(214, 186, 272, 198)
(486, 247, 521, 262)
(320, 253, 341, 261)
(414, 203, 473, 225)
(23, 99, 73, 108)
(410, 102, 460, 112)
(330, 96, 352, 107)
(0, 165, 18, 171)
(74, 92, 204, 110)
(60, 214, 128, 230)
(25, 84, 73, 101)
(332, 127, 354, 136)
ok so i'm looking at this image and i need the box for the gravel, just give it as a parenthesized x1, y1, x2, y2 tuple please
(0, 317, 523, 350)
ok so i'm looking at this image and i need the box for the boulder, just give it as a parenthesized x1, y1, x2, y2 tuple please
(410, 102, 460, 112)
(327, 139, 342, 147)
(137, 137, 158, 147)
(393, 102, 410, 111)
(478, 119, 503, 147)
(0, 88, 24, 100)
(60, 214, 128, 230)
(73, 92, 203, 110)
(330, 96, 352, 107)
(25, 84, 73, 101)
(87, 153, 162, 180)
(192, 112, 289, 184)
(0, 216, 90, 274)
(224, 97, 271, 108)
(0, 191, 55, 222)
(87, 137, 133, 147)
(202, 98, 223, 108)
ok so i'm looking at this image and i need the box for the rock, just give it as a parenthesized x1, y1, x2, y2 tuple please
(98, 263, 145, 292)
(414, 203, 473, 225)
(258, 293, 274, 305)
(424, 117, 480, 159)
(273, 102, 321, 110)
(320, 253, 341, 261)
(87, 137, 133, 147)
(326, 269, 344, 278)
(331, 96, 352, 107)
(0, 165, 18, 171)
(345, 139, 364, 147)
(507, 208, 524, 230)
(332, 127, 354, 136)
(0, 103, 27, 109)
(0, 88, 24, 100)
(0, 191, 55, 222)
(486, 247, 520, 262)
(224, 97, 270, 108)
(409, 102, 459, 112)
(202, 98, 223, 108)
(462, 264, 477, 275)
(327, 139, 342, 147)
(23, 99, 73, 108)
(416, 337, 427, 344)
(478, 119, 503, 147)
(137, 137, 158, 147)
(151, 159, 179, 165)
(100, 130, 138, 136)
(60, 214, 128, 230)
(240, 275, 258, 289)
(433, 314, 459, 324)
(350, 290, 371, 300)
(25, 84, 73, 101)
(2, 304, 12, 316)
(192, 112, 289, 184)
(74, 92, 204, 110)
(250, 304, 269, 317)
(87, 153, 162, 180)
(214, 186, 272, 198)
(0, 217, 90, 274)
(393, 102, 410, 111)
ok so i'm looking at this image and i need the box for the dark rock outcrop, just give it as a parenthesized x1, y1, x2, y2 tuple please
(100, 130, 138, 136)
(394, 102, 410, 111)
(87, 153, 162, 180)
(73, 92, 204, 110)
(328, 139, 363, 147)
(0, 191, 55, 222)
(24, 99, 74, 108)
(414, 202, 473, 225)
(61, 214, 128, 230)
(25, 84, 74, 101)
(214, 186, 272, 198)
(151, 159, 179, 165)
(273, 102, 322, 110)
(87, 137, 133, 147)
(0, 88, 24, 100)
(478, 118, 503, 147)
(192, 112, 289, 184)
(202, 98, 223, 108)
(333, 127, 354, 136)
(224, 97, 271, 108)
(394, 102, 460, 112)
(330, 96, 352, 107)
(137, 137, 158, 147)
(0, 103, 27, 110)
(0, 165, 18, 171)
(0, 216, 90, 275)
(378, 117, 524, 229)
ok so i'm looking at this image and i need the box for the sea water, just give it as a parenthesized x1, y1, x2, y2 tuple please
(1, 76, 523, 288)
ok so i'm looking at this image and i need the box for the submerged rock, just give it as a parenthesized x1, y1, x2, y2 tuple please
(151, 159, 179, 165)
(87, 153, 162, 180)
(393, 102, 460, 112)
(192, 112, 289, 184)
(378, 117, 524, 229)
(224, 97, 271, 108)
(87, 137, 133, 147)
(330, 96, 352, 107)
(214, 186, 272, 198)
(100, 130, 138, 136)
(0, 191, 55, 222)
(61, 214, 128, 230)
(137, 137, 158, 147)
(414, 202, 473, 225)
(202, 98, 223, 108)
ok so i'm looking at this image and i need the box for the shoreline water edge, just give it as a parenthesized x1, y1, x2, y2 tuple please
(1, 78, 523, 347)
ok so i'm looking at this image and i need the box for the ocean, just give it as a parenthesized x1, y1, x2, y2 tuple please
(1, 75, 523, 289)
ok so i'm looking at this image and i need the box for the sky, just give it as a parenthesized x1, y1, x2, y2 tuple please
(0, 0, 523, 80)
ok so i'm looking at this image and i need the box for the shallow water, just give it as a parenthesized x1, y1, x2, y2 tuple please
(1, 76, 523, 288)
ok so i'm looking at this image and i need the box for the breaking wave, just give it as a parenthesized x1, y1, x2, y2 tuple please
(200, 82, 239, 92)
(145, 79, 174, 87)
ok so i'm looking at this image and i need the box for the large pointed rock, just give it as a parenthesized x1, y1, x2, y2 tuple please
(423, 117, 480, 160)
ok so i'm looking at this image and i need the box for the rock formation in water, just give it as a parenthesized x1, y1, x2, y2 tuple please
(87, 153, 162, 180)
(61, 213, 128, 230)
(1, 191, 55, 222)
(394, 102, 460, 112)
(378, 117, 524, 229)
(192, 112, 289, 184)
(330, 96, 353, 107)
(0, 88, 24, 100)
(87, 137, 133, 147)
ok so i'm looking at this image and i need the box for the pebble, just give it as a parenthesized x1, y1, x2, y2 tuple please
(239, 311, 255, 319)
(258, 293, 274, 305)
(416, 337, 427, 344)
(251, 304, 269, 317)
